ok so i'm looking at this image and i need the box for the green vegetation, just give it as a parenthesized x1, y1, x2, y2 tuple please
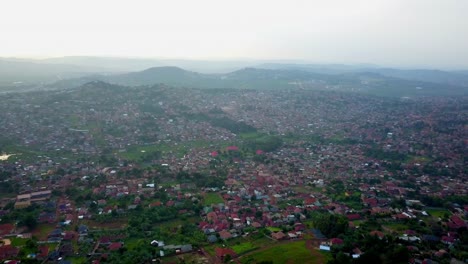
(240, 133, 283, 152)
(241, 241, 316, 264)
(67, 256, 88, 264)
(204, 192, 224, 205)
(365, 148, 408, 162)
(384, 223, 409, 232)
(232, 242, 258, 255)
(210, 117, 257, 134)
(426, 208, 450, 218)
(10, 237, 28, 247)
(311, 212, 348, 238)
(266, 227, 282, 232)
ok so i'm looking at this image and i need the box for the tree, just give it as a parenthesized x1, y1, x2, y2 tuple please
(23, 214, 38, 230)
(223, 254, 232, 263)
(312, 212, 348, 237)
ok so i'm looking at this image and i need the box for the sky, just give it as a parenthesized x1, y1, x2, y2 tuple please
(1, 0, 468, 69)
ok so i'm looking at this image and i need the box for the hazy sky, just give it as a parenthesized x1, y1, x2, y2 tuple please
(1, 0, 468, 68)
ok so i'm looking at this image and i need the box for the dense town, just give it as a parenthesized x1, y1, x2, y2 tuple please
(0, 82, 467, 264)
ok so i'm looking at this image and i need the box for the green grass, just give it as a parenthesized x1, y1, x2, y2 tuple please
(204, 192, 224, 205)
(384, 223, 408, 232)
(10, 237, 27, 247)
(204, 244, 216, 256)
(407, 155, 432, 164)
(47, 243, 59, 251)
(352, 220, 365, 227)
(125, 238, 145, 251)
(67, 256, 88, 264)
(33, 224, 55, 240)
(232, 242, 258, 255)
(266, 227, 282, 232)
(425, 208, 450, 218)
(241, 241, 316, 264)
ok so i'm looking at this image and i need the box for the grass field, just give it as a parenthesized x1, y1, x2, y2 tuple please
(67, 257, 88, 264)
(384, 223, 409, 232)
(10, 237, 28, 247)
(232, 242, 258, 255)
(266, 227, 282, 232)
(32, 224, 55, 240)
(204, 192, 224, 205)
(426, 208, 450, 218)
(240, 241, 317, 264)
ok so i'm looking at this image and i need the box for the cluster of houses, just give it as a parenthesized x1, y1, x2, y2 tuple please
(0, 88, 466, 263)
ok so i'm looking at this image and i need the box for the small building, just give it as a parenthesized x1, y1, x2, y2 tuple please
(271, 231, 286, 240)
(319, 245, 331, 251)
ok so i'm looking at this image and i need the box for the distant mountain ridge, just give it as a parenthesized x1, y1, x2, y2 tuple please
(47, 66, 466, 98)
(257, 63, 468, 87)
(1, 57, 467, 97)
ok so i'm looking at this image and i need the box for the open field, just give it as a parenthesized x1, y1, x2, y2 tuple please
(240, 240, 320, 264)
(232, 242, 258, 255)
(204, 192, 224, 205)
(384, 223, 409, 232)
(426, 208, 450, 218)
(266, 227, 282, 232)
(32, 224, 56, 240)
(67, 256, 88, 264)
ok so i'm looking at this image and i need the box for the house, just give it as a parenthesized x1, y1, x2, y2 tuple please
(108, 242, 123, 251)
(0, 224, 14, 236)
(329, 238, 344, 246)
(219, 230, 232, 240)
(319, 244, 331, 251)
(48, 229, 63, 239)
(399, 234, 420, 242)
(271, 231, 286, 240)
(288, 231, 299, 239)
(226, 146, 239, 151)
(251, 222, 262, 228)
(369, 230, 385, 239)
(0, 245, 20, 260)
(294, 223, 306, 232)
(78, 225, 88, 236)
(447, 215, 466, 230)
(37, 245, 49, 260)
(207, 235, 218, 243)
(151, 240, 165, 247)
(207, 212, 218, 222)
(59, 243, 74, 256)
(441, 236, 456, 245)
(215, 247, 236, 261)
(99, 237, 112, 245)
(346, 214, 361, 221)
(422, 235, 440, 243)
(62, 231, 75, 241)
(162, 244, 192, 254)
(352, 247, 362, 258)
(180, 245, 192, 253)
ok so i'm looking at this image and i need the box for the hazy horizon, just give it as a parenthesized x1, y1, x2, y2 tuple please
(1, 0, 468, 69)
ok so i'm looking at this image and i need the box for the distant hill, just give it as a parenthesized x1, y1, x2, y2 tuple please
(101, 66, 212, 86)
(365, 68, 468, 87)
(0, 59, 92, 85)
(2, 57, 466, 97)
(256, 63, 468, 87)
(47, 66, 467, 98)
(41, 56, 255, 73)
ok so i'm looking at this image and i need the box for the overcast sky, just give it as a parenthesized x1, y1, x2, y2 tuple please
(1, 0, 467, 69)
